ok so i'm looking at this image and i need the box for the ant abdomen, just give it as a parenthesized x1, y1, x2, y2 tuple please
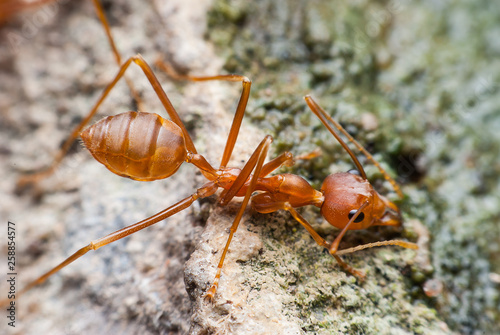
(81, 112, 187, 181)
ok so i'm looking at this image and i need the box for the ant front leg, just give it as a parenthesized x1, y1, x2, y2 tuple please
(205, 135, 273, 301)
(252, 198, 367, 279)
(253, 197, 417, 278)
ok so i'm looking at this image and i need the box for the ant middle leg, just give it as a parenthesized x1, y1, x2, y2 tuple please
(205, 135, 273, 300)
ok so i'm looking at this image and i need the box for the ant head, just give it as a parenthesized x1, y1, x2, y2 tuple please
(320, 171, 401, 230)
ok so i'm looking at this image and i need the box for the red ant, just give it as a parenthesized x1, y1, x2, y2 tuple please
(8, 53, 417, 302)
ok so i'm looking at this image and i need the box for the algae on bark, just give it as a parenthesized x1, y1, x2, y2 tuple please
(203, 0, 500, 334)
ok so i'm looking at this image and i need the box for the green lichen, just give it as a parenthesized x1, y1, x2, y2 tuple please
(208, 0, 500, 333)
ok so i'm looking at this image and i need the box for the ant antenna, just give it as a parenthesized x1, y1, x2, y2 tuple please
(304, 96, 403, 198)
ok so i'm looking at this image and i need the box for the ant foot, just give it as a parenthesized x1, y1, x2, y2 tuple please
(204, 284, 217, 302)
(352, 269, 366, 281)
(15, 174, 41, 195)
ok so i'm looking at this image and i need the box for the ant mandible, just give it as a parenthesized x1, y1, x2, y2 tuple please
(12, 54, 417, 302)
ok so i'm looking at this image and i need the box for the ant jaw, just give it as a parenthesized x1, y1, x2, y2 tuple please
(371, 191, 402, 227)
(376, 206, 402, 227)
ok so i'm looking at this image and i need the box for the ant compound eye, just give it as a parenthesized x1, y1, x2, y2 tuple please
(348, 209, 365, 223)
(347, 169, 361, 176)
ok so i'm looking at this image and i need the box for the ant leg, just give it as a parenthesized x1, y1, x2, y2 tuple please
(254, 199, 417, 278)
(285, 204, 367, 278)
(259, 151, 294, 177)
(295, 148, 322, 161)
(18, 54, 197, 188)
(331, 255, 365, 278)
(92, 0, 121, 65)
(0, 0, 138, 100)
(205, 135, 273, 300)
(7, 182, 218, 302)
(0, 0, 53, 22)
(305, 96, 403, 198)
(288, 203, 368, 277)
(156, 60, 251, 168)
(252, 200, 331, 250)
(218, 150, 293, 204)
(91, 0, 145, 112)
(252, 200, 369, 278)
(288, 202, 416, 275)
(217, 136, 276, 207)
(259, 148, 321, 178)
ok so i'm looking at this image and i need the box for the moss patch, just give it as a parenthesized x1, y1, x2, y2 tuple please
(208, 0, 500, 333)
